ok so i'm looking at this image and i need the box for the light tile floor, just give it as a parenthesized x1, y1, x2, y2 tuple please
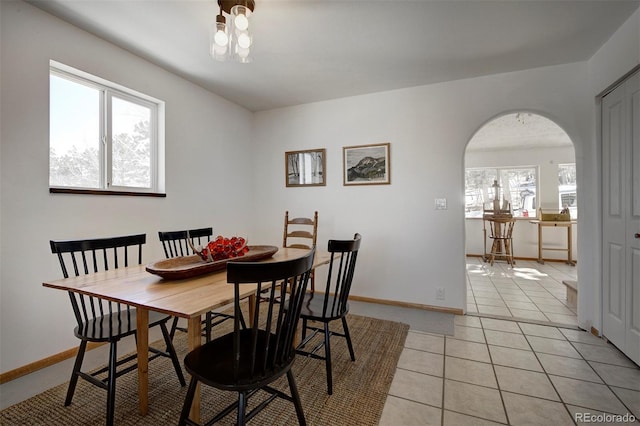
(380, 316, 640, 425)
(379, 259, 639, 425)
(465, 257, 579, 326)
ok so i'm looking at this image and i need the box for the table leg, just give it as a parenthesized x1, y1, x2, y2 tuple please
(187, 316, 202, 423)
(248, 294, 256, 321)
(537, 223, 544, 264)
(567, 224, 575, 266)
(483, 220, 488, 262)
(136, 308, 149, 415)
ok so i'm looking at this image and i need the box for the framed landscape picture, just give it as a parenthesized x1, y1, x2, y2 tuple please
(343, 142, 390, 186)
(285, 148, 326, 187)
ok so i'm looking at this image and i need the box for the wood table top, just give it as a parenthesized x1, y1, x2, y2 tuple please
(43, 247, 330, 319)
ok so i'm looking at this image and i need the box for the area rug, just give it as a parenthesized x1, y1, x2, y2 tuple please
(1, 314, 408, 425)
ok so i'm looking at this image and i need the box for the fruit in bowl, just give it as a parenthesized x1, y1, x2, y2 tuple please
(188, 234, 249, 262)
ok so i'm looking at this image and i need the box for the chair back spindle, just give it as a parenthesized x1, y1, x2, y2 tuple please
(158, 227, 213, 258)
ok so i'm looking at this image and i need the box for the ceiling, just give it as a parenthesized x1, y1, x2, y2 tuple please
(468, 112, 573, 151)
(28, 0, 639, 112)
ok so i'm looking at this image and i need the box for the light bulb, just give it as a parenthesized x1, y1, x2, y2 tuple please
(231, 5, 250, 31)
(211, 42, 228, 61)
(236, 46, 251, 63)
(235, 13, 248, 31)
(214, 29, 228, 47)
(211, 19, 229, 60)
(237, 32, 252, 49)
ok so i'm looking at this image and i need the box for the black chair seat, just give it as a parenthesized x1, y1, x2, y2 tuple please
(299, 293, 349, 322)
(184, 329, 295, 391)
(74, 309, 173, 342)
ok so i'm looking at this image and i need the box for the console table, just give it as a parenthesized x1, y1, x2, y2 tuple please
(529, 219, 577, 266)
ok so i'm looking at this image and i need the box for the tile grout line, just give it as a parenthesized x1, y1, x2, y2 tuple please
(480, 317, 511, 425)
(515, 320, 578, 425)
(493, 273, 518, 320)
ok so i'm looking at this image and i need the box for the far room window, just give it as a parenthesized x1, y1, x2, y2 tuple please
(465, 166, 537, 218)
(49, 62, 164, 194)
(558, 163, 577, 218)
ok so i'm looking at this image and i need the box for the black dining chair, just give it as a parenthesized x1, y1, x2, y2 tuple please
(50, 234, 186, 426)
(159, 227, 213, 258)
(179, 248, 316, 426)
(295, 233, 361, 395)
(158, 227, 246, 341)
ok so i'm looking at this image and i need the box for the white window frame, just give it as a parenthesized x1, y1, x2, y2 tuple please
(558, 162, 577, 218)
(49, 61, 165, 195)
(465, 166, 538, 219)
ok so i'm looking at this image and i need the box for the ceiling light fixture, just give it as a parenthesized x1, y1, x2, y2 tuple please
(515, 112, 531, 125)
(210, 0, 255, 63)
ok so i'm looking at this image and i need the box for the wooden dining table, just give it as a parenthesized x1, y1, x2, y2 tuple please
(42, 247, 330, 422)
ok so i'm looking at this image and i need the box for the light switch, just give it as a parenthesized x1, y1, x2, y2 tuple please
(435, 198, 447, 210)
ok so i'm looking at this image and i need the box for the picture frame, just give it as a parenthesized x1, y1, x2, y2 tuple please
(343, 142, 391, 186)
(285, 148, 326, 187)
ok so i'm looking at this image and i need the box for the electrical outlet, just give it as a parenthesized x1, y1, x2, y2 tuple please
(436, 287, 445, 300)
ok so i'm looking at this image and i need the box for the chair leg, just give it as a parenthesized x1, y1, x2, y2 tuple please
(300, 318, 308, 342)
(237, 391, 247, 426)
(341, 317, 356, 361)
(178, 377, 198, 425)
(170, 316, 180, 340)
(65, 339, 88, 406)
(160, 321, 186, 386)
(106, 341, 118, 426)
(287, 369, 307, 426)
(238, 309, 247, 330)
(323, 322, 333, 395)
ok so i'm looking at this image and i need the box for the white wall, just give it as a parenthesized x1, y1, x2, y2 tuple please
(251, 62, 592, 319)
(0, 1, 253, 373)
(465, 145, 578, 261)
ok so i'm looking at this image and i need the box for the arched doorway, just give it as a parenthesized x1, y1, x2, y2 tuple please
(463, 111, 579, 326)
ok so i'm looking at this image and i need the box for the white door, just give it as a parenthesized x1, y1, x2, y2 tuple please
(602, 70, 640, 365)
(627, 71, 640, 364)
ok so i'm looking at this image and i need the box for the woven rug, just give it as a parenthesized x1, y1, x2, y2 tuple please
(1, 314, 408, 425)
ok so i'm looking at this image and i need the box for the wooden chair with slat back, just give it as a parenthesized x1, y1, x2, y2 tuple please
(157, 227, 246, 342)
(295, 233, 361, 395)
(50, 234, 185, 426)
(283, 211, 318, 291)
(179, 248, 316, 426)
